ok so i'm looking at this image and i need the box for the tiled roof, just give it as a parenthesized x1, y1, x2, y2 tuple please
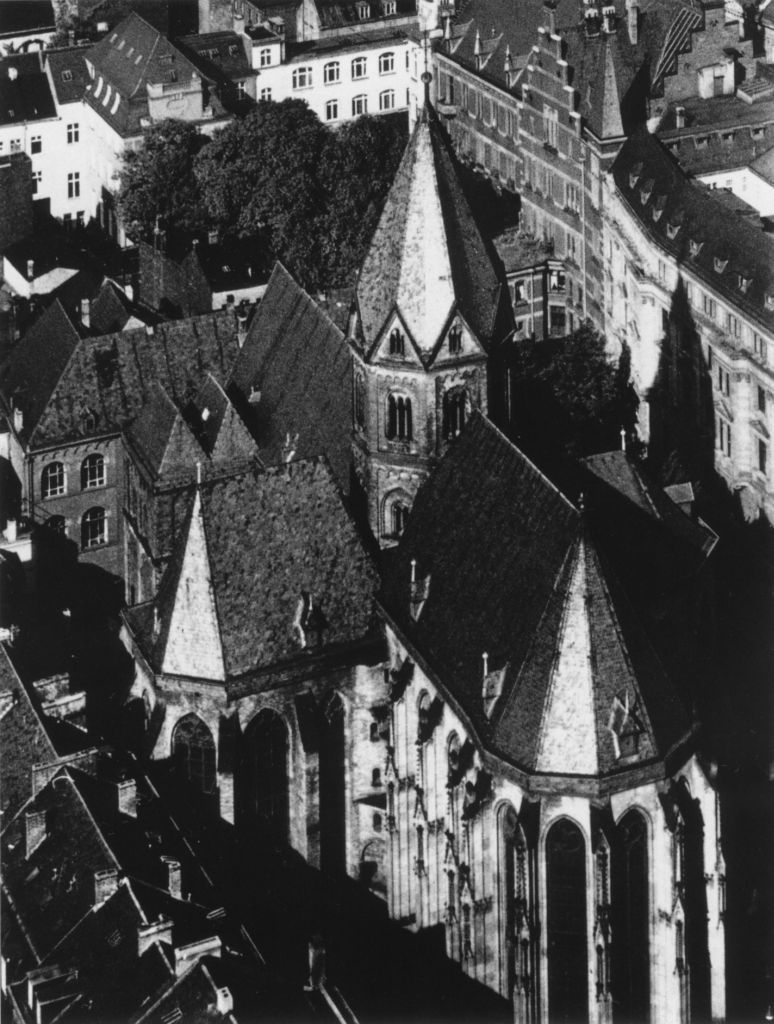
(176, 31, 254, 79)
(150, 459, 379, 680)
(45, 47, 91, 106)
(230, 263, 353, 492)
(8, 309, 241, 450)
(1, 769, 119, 960)
(611, 128, 774, 334)
(0, 300, 82, 447)
(89, 279, 143, 334)
(0, 645, 57, 822)
(314, 0, 416, 30)
(126, 382, 202, 479)
(356, 108, 506, 353)
(584, 450, 717, 560)
(0, 51, 56, 126)
(187, 372, 256, 463)
(379, 412, 694, 777)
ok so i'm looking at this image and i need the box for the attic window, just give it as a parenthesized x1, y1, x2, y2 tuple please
(229, 44, 240, 56)
(607, 688, 644, 760)
(135, 54, 143, 65)
(61, 69, 73, 82)
(127, 47, 134, 57)
(695, 136, 709, 149)
(628, 162, 643, 189)
(160, 54, 173, 64)
(201, 407, 211, 422)
(111, 93, 120, 114)
(766, 294, 774, 311)
(751, 127, 764, 140)
(357, 1, 370, 18)
(721, 132, 734, 145)
(389, 328, 405, 357)
(639, 179, 654, 205)
(117, 39, 125, 50)
(666, 220, 681, 240)
(166, 70, 177, 82)
(738, 275, 752, 294)
(713, 256, 728, 274)
(110, 33, 118, 42)
(651, 195, 666, 222)
(689, 239, 704, 258)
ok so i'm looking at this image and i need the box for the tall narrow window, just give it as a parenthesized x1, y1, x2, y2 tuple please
(391, 500, 408, 537)
(352, 94, 368, 116)
(173, 714, 216, 794)
(81, 453, 105, 490)
(546, 819, 588, 1024)
(241, 709, 289, 839)
(324, 61, 340, 84)
(41, 462, 65, 499)
(81, 507, 107, 549)
(67, 172, 80, 199)
(378, 52, 395, 74)
(612, 811, 650, 1022)
(379, 89, 395, 111)
(448, 326, 462, 354)
(389, 328, 404, 356)
(354, 374, 365, 428)
(67, 123, 80, 144)
(443, 389, 467, 440)
(386, 394, 412, 441)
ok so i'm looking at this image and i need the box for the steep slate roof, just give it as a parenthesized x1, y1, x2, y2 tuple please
(6, 309, 241, 450)
(0, 1, 55, 37)
(45, 47, 91, 106)
(356, 109, 505, 352)
(0, 51, 56, 126)
(187, 372, 256, 463)
(379, 413, 694, 778)
(125, 382, 202, 479)
(0, 300, 82, 447)
(0, 645, 57, 821)
(229, 263, 352, 492)
(149, 459, 379, 681)
(611, 128, 774, 334)
(1, 769, 119, 959)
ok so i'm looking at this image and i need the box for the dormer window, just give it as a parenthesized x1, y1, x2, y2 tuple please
(651, 195, 666, 222)
(639, 179, 654, 205)
(689, 239, 704, 259)
(666, 219, 682, 240)
(713, 256, 728, 274)
(383, 0, 396, 12)
(607, 688, 644, 760)
(389, 328, 405, 356)
(357, 1, 370, 18)
(766, 294, 774, 311)
(628, 162, 643, 189)
(738, 274, 752, 294)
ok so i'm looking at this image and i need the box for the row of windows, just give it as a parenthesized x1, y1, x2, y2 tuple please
(0, 124, 79, 156)
(715, 418, 768, 474)
(41, 454, 105, 499)
(324, 90, 395, 120)
(45, 507, 108, 550)
(292, 52, 396, 90)
(437, 70, 517, 140)
(666, 280, 770, 366)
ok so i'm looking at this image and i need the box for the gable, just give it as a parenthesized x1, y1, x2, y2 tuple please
(368, 310, 424, 367)
(427, 309, 486, 368)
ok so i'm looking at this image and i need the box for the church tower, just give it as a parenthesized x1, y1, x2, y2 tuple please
(349, 91, 512, 546)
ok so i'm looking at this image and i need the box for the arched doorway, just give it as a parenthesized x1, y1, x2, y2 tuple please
(172, 714, 216, 795)
(546, 818, 588, 1024)
(319, 692, 346, 873)
(612, 810, 650, 1023)
(241, 709, 289, 843)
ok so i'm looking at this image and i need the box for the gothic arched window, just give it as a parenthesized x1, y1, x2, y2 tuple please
(612, 810, 650, 1021)
(242, 709, 289, 839)
(443, 388, 467, 440)
(386, 393, 412, 441)
(172, 714, 216, 794)
(354, 374, 366, 428)
(449, 326, 462, 354)
(546, 819, 588, 1023)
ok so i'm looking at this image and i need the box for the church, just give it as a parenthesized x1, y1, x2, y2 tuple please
(120, 98, 727, 1024)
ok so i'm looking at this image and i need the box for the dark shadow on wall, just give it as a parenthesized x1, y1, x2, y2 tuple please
(646, 275, 716, 488)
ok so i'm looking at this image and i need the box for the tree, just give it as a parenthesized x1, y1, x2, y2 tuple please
(317, 114, 407, 286)
(117, 120, 211, 241)
(508, 323, 638, 462)
(195, 100, 330, 288)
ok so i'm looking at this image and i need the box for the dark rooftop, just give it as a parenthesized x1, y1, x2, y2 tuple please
(0, 1, 55, 38)
(44, 47, 91, 106)
(230, 262, 353, 492)
(0, 51, 56, 126)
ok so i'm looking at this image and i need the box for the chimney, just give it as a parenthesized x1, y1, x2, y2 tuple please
(117, 778, 137, 817)
(26, 259, 34, 281)
(675, 105, 685, 129)
(215, 988, 234, 1015)
(174, 935, 222, 977)
(602, 4, 616, 32)
(145, 323, 155, 337)
(8, 67, 18, 82)
(25, 809, 46, 858)
(80, 298, 90, 328)
(162, 856, 182, 900)
(94, 867, 120, 905)
(627, 0, 639, 44)
(137, 918, 173, 957)
(13, 406, 23, 433)
(543, 0, 557, 34)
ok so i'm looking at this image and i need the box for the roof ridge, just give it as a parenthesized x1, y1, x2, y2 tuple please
(469, 409, 579, 514)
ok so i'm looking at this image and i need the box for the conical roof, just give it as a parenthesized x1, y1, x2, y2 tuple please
(356, 109, 504, 352)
